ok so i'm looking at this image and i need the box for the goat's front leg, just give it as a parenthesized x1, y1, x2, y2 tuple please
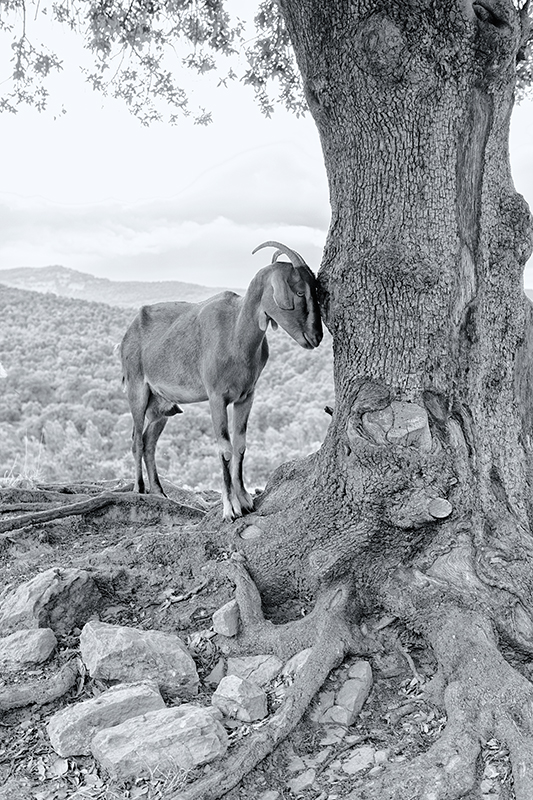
(209, 396, 237, 521)
(232, 393, 255, 515)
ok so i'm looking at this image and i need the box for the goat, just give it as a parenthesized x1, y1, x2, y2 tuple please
(120, 241, 323, 521)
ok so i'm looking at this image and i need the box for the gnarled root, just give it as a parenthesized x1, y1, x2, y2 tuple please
(355, 608, 533, 800)
(0, 660, 79, 712)
(171, 561, 362, 800)
(218, 554, 368, 660)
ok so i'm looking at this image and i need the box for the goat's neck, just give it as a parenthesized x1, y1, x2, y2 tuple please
(234, 276, 269, 357)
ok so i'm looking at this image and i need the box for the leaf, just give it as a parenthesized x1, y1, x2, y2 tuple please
(36, 757, 47, 779)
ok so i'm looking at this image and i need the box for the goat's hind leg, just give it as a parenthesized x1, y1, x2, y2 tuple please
(142, 418, 168, 495)
(209, 396, 237, 521)
(143, 393, 179, 495)
(127, 384, 151, 494)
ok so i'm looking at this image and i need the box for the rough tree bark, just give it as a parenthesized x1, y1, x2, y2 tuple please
(182, 2, 533, 799)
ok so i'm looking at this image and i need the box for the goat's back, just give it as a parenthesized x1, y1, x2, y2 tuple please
(120, 293, 245, 404)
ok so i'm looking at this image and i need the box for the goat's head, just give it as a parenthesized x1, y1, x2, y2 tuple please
(252, 241, 323, 349)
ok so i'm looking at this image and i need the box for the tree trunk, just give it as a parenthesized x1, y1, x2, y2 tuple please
(202, 2, 533, 798)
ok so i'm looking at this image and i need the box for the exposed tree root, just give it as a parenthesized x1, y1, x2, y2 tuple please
(353, 608, 533, 800)
(0, 490, 204, 535)
(171, 560, 363, 800)
(0, 660, 79, 712)
(217, 555, 368, 660)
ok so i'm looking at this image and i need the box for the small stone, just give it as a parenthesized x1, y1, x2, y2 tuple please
(374, 749, 389, 765)
(0, 628, 57, 669)
(282, 648, 312, 677)
(341, 746, 375, 774)
(91, 704, 227, 780)
(212, 600, 240, 637)
(204, 657, 226, 688)
(287, 768, 316, 795)
(287, 755, 307, 773)
(428, 498, 453, 519)
(211, 675, 268, 722)
(321, 705, 352, 725)
(335, 661, 373, 724)
(302, 748, 331, 768)
(47, 682, 165, 757)
(319, 727, 346, 746)
(227, 654, 282, 686)
(240, 525, 263, 540)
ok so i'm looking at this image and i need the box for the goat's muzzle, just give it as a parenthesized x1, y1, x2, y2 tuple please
(303, 330, 322, 349)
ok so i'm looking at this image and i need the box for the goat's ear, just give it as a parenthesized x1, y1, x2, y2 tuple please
(271, 269, 294, 310)
(259, 311, 269, 331)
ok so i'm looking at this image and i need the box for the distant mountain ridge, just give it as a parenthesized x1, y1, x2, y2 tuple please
(2, 264, 533, 308)
(0, 265, 242, 308)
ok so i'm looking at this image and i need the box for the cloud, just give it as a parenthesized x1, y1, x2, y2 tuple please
(0, 141, 330, 287)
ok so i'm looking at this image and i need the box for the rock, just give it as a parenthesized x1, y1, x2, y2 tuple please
(374, 749, 389, 765)
(341, 745, 375, 774)
(204, 657, 226, 688)
(80, 621, 198, 698)
(258, 792, 280, 800)
(282, 648, 312, 677)
(212, 600, 240, 637)
(321, 705, 353, 726)
(227, 654, 283, 686)
(0, 568, 102, 635)
(239, 524, 263, 540)
(91, 704, 227, 780)
(287, 755, 307, 773)
(334, 661, 373, 724)
(310, 689, 335, 722)
(287, 768, 316, 794)
(211, 674, 268, 722)
(47, 681, 165, 757)
(0, 628, 57, 669)
(318, 727, 346, 746)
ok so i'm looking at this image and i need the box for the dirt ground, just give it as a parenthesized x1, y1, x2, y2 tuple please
(0, 481, 513, 800)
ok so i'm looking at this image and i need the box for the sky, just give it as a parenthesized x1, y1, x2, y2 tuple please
(0, 9, 532, 290)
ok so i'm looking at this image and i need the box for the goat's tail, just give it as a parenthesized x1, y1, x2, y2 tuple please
(252, 241, 306, 268)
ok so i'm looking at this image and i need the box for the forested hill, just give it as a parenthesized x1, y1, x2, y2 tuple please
(0, 283, 333, 490)
(0, 265, 242, 307)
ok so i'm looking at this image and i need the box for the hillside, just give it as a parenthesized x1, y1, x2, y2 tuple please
(0, 265, 242, 308)
(0, 283, 334, 491)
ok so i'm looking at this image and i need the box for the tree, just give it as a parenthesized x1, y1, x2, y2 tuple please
(3, 1, 533, 799)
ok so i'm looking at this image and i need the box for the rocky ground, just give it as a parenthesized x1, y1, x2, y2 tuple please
(0, 480, 513, 800)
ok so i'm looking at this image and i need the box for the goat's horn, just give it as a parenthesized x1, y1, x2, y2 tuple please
(252, 241, 306, 268)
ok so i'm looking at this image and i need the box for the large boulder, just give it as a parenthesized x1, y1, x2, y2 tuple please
(91, 705, 228, 780)
(0, 568, 102, 635)
(47, 682, 165, 757)
(80, 620, 199, 698)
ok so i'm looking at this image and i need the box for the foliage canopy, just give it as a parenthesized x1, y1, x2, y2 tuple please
(2, 0, 530, 124)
